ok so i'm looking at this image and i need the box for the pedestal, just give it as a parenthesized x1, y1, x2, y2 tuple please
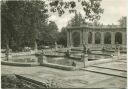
(82, 54, 88, 68)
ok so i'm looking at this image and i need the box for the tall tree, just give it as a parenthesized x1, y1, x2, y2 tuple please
(57, 27, 67, 47)
(68, 12, 85, 26)
(118, 16, 127, 27)
(1, 1, 49, 51)
(48, 21, 59, 43)
(38, 21, 59, 46)
(1, 0, 104, 51)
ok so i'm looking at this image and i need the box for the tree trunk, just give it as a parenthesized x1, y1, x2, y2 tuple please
(34, 41, 38, 52)
(6, 43, 9, 61)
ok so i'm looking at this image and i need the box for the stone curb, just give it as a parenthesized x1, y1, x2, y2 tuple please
(15, 74, 47, 88)
(1, 61, 39, 67)
(45, 54, 64, 57)
(40, 63, 75, 71)
(81, 58, 118, 68)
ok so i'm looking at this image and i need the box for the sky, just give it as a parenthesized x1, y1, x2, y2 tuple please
(48, 0, 127, 31)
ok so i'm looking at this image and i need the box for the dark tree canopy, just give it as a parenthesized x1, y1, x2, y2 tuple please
(1, 1, 51, 51)
(57, 27, 67, 47)
(1, 0, 104, 51)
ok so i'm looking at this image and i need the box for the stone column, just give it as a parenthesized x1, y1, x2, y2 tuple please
(101, 31, 104, 45)
(100, 31, 104, 48)
(122, 32, 126, 45)
(80, 29, 83, 46)
(67, 30, 70, 47)
(122, 32, 126, 50)
(91, 31, 95, 49)
(92, 32, 95, 44)
(111, 32, 115, 47)
(83, 30, 88, 45)
(67, 29, 72, 47)
(69, 30, 73, 47)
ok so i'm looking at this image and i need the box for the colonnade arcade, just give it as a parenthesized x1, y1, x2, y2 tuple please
(67, 26, 126, 49)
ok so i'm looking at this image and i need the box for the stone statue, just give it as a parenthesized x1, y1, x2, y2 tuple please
(72, 61, 76, 67)
(38, 49, 47, 64)
(42, 49, 47, 63)
(83, 43, 87, 54)
(55, 42, 58, 51)
(102, 46, 105, 51)
(82, 43, 88, 68)
(87, 48, 91, 54)
(65, 49, 71, 57)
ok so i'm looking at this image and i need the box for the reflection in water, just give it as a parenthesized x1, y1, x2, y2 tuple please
(46, 57, 76, 66)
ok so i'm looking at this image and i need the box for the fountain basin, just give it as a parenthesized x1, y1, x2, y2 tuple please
(41, 62, 75, 71)
(1, 60, 39, 67)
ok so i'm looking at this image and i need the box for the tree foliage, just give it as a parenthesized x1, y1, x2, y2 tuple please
(57, 27, 67, 47)
(68, 12, 85, 26)
(38, 21, 59, 46)
(118, 16, 127, 27)
(1, 0, 104, 51)
(1, 1, 57, 51)
(49, 0, 104, 21)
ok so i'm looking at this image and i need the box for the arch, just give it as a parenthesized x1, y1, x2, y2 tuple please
(115, 32, 122, 44)
(95, 32, 101, 44)
(104, 32, 111, 44)
(88, 32, 92, 44)
(72, 31, 80, 47)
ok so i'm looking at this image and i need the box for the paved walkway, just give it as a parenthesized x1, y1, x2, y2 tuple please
(1, 59, 127, 88)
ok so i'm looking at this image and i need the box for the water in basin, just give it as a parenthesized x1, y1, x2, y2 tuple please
(46, 57, 78, 66)
(2, 55, 38, 63)
(1, 50, 113, 66)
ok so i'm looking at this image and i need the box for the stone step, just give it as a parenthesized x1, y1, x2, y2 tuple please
(16, 74, 73, 88)
(92, 65, 127, 72)
(92, 61, 127, 71)
(82, 67, 127, 78)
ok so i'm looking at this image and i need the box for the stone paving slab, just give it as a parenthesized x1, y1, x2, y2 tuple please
(62, 73, 113, 87)
(1, 65, 118, 88)
(84, 76, 126, 88)
(17, 71, 114, 88)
